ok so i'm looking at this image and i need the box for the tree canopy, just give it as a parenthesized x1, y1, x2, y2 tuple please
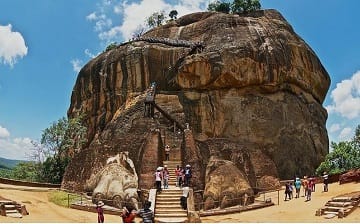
(316, 125, 360, 175)
(169, 10, 178, 20)
(146, 11, 166, 28)
(208, 1, 231, 13)
(208, 0, 261, 14)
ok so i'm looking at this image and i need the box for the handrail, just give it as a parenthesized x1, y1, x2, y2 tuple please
(153, 103, 185, 131)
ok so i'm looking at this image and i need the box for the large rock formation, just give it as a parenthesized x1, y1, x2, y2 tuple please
(62, 9, 330, 208)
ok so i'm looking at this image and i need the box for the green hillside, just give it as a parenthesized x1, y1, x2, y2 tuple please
(0, 157, 25, 169)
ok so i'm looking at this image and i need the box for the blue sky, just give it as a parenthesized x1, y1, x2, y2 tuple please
(0, 0, 359, 160)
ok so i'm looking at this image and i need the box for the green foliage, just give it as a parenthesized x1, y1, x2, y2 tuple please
(0, 168, 13, 179)
(10, 161, 41, 182)
(48, 190, 79, 207)
(146, 11, 166, 28)
(208, 0, 231, 13)
(316, 125, 360, 175)
(231, 0, 261, 13)
(39, 156, 70, 184)
(169, 10, 178, 20)
(105, 42, 118, 52)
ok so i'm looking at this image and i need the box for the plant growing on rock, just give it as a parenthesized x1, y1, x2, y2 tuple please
(208, 0, 231, 13)
(146, 11, 166, 28)
(231, 0, 261, 13)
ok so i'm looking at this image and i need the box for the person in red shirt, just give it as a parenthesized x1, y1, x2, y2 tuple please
(96, 201, 104, 223)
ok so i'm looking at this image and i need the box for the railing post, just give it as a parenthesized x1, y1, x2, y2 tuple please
(277, 190, 279, 205)
(68, 194, 70, 208)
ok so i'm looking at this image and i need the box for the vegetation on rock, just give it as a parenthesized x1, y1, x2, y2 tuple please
(316, 124, 360, 175)
(146, 11, 166, 28)
(208, 0, 261, 14)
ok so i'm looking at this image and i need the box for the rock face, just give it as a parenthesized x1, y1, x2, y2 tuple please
(62, 9, 330, 208)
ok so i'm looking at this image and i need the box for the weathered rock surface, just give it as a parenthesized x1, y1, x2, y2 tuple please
(63, 9, 330, 206)
(85, 151, 139, 209)
(203, 156, 254, 210)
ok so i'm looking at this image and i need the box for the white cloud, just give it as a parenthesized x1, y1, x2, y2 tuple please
(0, 125, 10, 138)
(0, 126, 33, 160)
(329, 123, 340, 133)
(85, 49, 97, 58)
(88, 0, 208, 43)
(338, 127, 353, 141)
(0, 137, 33, 160)
(0, 24, 28, 67)
(326, 71, 360, 119)
(70, 59, 83, 73)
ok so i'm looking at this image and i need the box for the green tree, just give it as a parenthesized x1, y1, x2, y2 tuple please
(11, 162, 40, 182)
(146, 11, 166, 28)
(169, 10, 178, 20)
(105, 42, 118, 52)
(316, 126, 360, 175)
(231, 0, 261, 14)
(26, 115, 87, 183)
(208, 0, 231, 13)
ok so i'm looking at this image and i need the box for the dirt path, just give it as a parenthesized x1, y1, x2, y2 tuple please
(0, 182, 359, 222)
(202, 182, 360, 223)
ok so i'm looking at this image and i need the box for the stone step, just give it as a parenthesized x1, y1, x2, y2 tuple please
(158, 190, 182, 194)
(323, 206, 345, 212)
(156, 204, 182, 209)
(323, 211, 339, 215)
(6, 213, 22, 218)
(156, 196, 181, 201)
(156, 201, 181, 206)
(0, 200, 13, 204)
(156, 208, 187, 214)
(331, 197, 353, 202)
(4, 204, 16, 209)
(326, 201, 353, 207)
(6, 209, 19, 214)
(155, 213, 187, 218)
(156, 217, 188, 223)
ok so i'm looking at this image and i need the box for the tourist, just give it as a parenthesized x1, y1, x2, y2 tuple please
(311, 176, 316, 192)
(138, 201, 154, 223)
(175, 165, 181, 187)
(163, 165, 169, 189)
(306, 177, 313, 201)
(165, 145, 170, 161)
(180, 186, 189, 210)
(294, 177, 302, 198)
(289, 182, 294, 199)
(302, 176, 308, 197)
(323, 172, 329, 192)
(155, 167, 163, 193)
(178, 166, 184, 188)
(121, 206, 137, 223)
(284, 182, 291, 201)
(184, 164, 192, 187)
(96, 201, 105, 223)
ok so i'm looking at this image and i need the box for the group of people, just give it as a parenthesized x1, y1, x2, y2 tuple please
(154, 164, 192, 192)
(284, 172, 330, 202)
(96, 200, 154, 223)
(175, 164, 192, 188)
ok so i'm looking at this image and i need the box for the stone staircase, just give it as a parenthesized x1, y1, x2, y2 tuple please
(316, 193, 360, 218)
(0, 200, 27, 218)
(154, 160, 187, 223)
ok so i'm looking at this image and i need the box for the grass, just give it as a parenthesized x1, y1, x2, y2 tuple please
(48, 190, 80, 207)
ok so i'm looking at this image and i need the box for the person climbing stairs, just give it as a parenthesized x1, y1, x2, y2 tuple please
(154, 160, 188, 223)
